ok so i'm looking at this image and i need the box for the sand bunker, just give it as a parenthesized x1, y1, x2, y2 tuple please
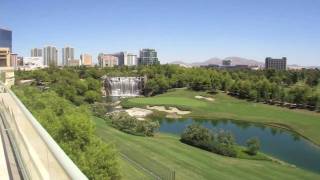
(114, 105, 122, 109)
(195, 95, 214, 101)
(146, 106, 191, 115)
(125, 108, 153, 119)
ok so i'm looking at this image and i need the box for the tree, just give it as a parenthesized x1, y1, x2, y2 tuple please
(32, 70, 50, 84)
(287, 83, 312, 104)
(180, 124, 214, 151)
(144, 79, 159, 96)
(189, 74, 211, 91)
(13, 86, 120, 179)
(110, 112, 159, 136)
(86, 77, 101, 91)
(213, 130, 237, 157)
(246, 137, 260, 155)
(84, 90, 101, 103)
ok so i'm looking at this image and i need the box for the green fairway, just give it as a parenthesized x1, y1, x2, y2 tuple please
(118, 157, 153, 180)
(130, 96, 207, 108)
(124, 89, 320, 145)
(93, 117, 320, 180)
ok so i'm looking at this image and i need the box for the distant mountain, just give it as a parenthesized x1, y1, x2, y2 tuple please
(223, 57, 264, 66)
(170, 57, 264, 67)
(190, 57, 221, 67)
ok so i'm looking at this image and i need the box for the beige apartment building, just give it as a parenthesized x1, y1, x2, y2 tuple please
(67, 59, 80, 67)
(80, 53, 93, 66)
(0, 48, 10, 67)
(98, 53, 119, 68)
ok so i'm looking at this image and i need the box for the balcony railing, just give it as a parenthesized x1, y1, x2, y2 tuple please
(0, 81, 88, 180)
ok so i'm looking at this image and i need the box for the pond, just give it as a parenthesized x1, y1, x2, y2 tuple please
(158, 118, 320, 174)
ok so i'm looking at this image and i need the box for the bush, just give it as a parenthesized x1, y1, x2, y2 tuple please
(212, 130, 237, 157)
(180, 124, 237, 157)
(246, 137, 260, 155)
(109, 112, 159, 136)
(91, 102, 110, 119)
(84, 90, 101, 103)
(180, 124, 214, 151)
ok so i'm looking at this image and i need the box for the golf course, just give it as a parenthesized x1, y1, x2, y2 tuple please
(122, 88, 320, 145)
(94, 117, 320, 180)
(92, 88, 320, 179)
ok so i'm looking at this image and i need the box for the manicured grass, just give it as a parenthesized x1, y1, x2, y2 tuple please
(93, 117, 320, 180)
(124, 89, 320, 145)
(118, 157, 153, 180)
(129, 97, 207, 108)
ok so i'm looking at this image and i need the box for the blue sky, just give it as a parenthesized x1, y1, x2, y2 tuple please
(1, 0, 320, 65)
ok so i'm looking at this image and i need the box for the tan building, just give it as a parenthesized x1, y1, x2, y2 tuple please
(0, 67, 14, 87)
(80, 53, 92, 66)
(98, 53, 118, 68)
(10, 53, 18, 68)
(0, 48, 11, 67)
(67, 59, 80, 67)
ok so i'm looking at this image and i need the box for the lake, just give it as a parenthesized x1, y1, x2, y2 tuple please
(158, 118, 320, 174)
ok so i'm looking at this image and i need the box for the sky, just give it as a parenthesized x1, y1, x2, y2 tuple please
(1, 0, 320, 66)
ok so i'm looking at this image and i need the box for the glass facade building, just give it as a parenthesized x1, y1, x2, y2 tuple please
(0, 28, 12, 51)
(138, 49, 159, 65)
(265, 57, 287, 70)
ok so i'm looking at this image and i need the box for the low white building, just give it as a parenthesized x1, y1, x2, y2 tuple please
(23, 57, 46, 70)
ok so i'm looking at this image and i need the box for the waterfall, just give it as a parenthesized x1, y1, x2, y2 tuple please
(105, 77, 142, 96)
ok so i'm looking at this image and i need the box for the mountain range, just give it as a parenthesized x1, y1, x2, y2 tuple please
(170, 57, 264, 67)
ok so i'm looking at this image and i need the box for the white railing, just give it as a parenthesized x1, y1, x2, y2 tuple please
(0, 82, 88, 180)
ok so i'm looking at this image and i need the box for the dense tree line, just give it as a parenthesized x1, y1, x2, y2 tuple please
(139, 65, 320, 111)
(12, 86, 120, 179)
(15, 65, 320, 111)
(16, 67, 102, 106)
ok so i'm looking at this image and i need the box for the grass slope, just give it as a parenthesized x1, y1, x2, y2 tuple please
(124, 89, 320, 145)
(118, 157, 153, 180)
(94, 117, 320, 180)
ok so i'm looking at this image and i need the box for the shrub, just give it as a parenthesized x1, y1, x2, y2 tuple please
(109, 112, 159, 136)
(180, 124, 214, 151)
(212, 130, 237, 157)
(246, 137, 260, 155)
(180, 124, 237, 157)
(84, 90, 101, 103)
(91, 102, 111, 119)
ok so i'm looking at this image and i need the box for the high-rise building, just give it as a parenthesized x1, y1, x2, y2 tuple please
(222, 60, 231, 66)
(0, 28, 12, 51)
(0, 48, 11, 67)
(126, 53, 137, 66)
(113, 52, 138, 66)
(98, 53, 119, 68)
(31, 48, 43, 57)
(80, 53, 93, 66)
(265, 57, 287, 70)
(62, 46, 74, 66)
(138, 49, 159, 65)
(43, 46, 58, 66)
(112, 52, 126, 66)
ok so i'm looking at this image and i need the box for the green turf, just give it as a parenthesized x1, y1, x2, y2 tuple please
(93, 117, 320, 180)
(118, 157, 153, 180)
(124, 89, 320, 145)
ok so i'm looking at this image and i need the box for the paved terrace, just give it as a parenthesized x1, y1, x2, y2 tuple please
(0, 83, 88, 180)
